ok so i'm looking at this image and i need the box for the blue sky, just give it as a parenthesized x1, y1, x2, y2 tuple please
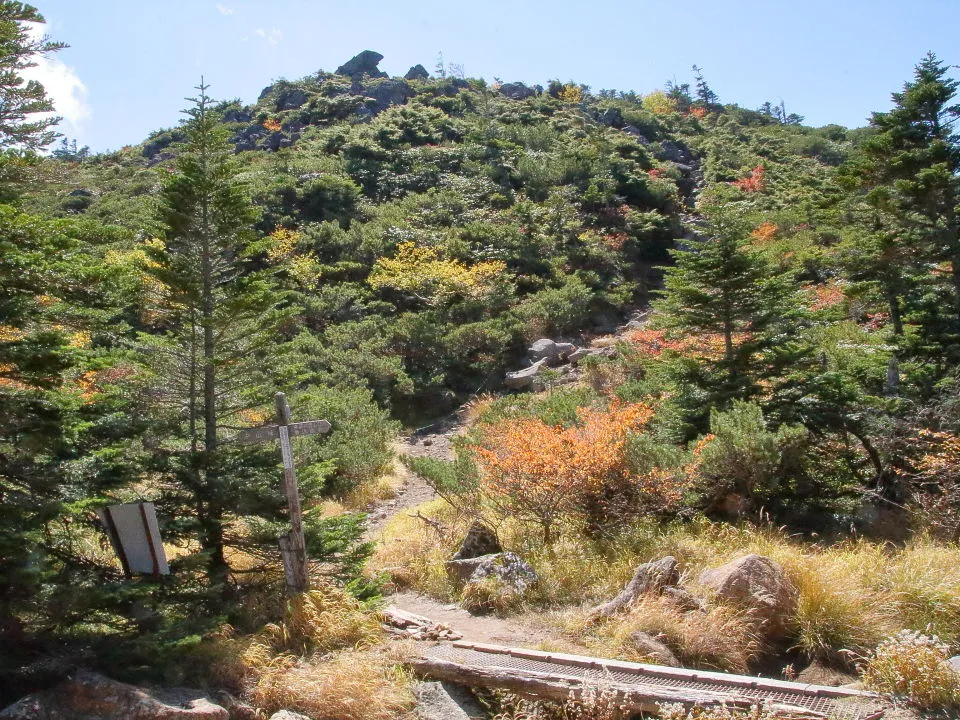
(25, 0, 960, 152)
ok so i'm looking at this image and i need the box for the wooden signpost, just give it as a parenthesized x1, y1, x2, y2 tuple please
(238, 392, 331, 592)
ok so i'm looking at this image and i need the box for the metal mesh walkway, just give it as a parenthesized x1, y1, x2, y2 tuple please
(420, 642, 885, 719)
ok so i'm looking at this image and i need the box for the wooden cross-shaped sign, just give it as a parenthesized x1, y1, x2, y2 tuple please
(238, 392, 331, 592)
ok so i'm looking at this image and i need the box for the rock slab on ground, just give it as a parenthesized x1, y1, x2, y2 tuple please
(589, 556, 679, 618)
(269, 712, 311, 720)
(698, 554, 798, 639)
(447, 552, 538, 594)
(414, 681, 484, 720)
(504, 359, 547, 390)
(0, 671, 227, 719)
(629, 631, 680, 667)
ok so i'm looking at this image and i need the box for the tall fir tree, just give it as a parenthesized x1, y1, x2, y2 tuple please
(139, 82, 297, 588)
(654, 205, 799, 432)
(842, 53, 960, 359)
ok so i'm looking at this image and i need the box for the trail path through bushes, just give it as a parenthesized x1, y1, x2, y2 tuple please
(364, 415, 552, 647)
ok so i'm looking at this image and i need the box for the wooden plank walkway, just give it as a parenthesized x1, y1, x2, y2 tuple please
(413, 642, 886, 719)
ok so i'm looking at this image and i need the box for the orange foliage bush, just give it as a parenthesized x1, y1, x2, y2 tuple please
(471, 402, 658, 541)
(625, 328, 749, 362)
(732, 163, 766, 192)
(750, 221, 778, 245)
(805, 281, 846, 311)
(262, 118, 282, 133)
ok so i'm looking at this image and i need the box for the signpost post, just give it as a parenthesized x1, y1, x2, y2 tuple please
(238, 392, 331, 592)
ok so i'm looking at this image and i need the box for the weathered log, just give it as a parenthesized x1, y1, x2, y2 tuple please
(589, 556, 679, 619)
(411, 657, 829, 719)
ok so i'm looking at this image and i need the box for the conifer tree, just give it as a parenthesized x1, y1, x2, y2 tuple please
(139, 82, 295, 587)
(0, 1, 65, 149)
(654, 205, 798, 428)
(843, 53, 960, 354)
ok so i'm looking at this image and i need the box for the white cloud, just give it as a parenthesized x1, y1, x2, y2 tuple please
(253, 27, 282, 46)
(20, 23, 91, 142)
(216, 4, 234, 15)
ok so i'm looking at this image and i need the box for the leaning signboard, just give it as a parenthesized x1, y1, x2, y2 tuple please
(97, 502, 169, 576)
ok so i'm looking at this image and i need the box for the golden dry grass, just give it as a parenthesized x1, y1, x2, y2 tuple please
(372, 500, 960, 670)
(246, 647, 416, 720)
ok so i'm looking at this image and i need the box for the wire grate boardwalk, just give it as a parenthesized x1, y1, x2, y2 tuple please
(415, 642, 886, 719)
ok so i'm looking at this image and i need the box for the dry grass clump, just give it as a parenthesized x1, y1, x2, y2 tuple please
(564, 597, 762, 673)
(368, 498, 468, 598)
(461, 575, 528, 615)
(658, 702, 784, 720)
(247, 648, 415, 720)
(860, 630, 960, 712)
(261, 585, 383, 655)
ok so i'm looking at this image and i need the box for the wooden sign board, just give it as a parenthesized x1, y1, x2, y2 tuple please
(97, 502, 169, 576)
(237, 419, 331, 445)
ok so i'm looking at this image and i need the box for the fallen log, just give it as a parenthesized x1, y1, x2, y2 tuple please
(411, 656, 829, 719)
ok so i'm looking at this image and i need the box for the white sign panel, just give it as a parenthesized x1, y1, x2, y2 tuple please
(97, 502, 169, 576)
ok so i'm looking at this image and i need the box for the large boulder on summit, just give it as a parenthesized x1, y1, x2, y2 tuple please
(0, 671, 227, 719)
(699, 554, 798, 640)
(499, 82, 536, 100)
(336, 50, 388, 79)
(404, 64, 430, 81)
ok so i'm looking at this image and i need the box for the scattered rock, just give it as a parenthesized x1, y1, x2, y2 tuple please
(504, 359, 547, 390)
(277, 88, 308, 110)
(68, 188, 94, 197)
(447, 552, 538, 594)
(698, 554, 798, 639)
(222, 108, 251, 124)
(336, 50, 388, 79)
(949, 655, 960, 674)
(263, 131, 287, 151)
(568, 348, 591, 365)
(597, 107, 624, 128)
(528, 339, 576, 365)
(452, 521, 502, 561)
(268, 712, 311, 720)
(661, 586, 705, 612)
(499, 82, 536, 100)
(656, 140, 694, 164)
(215, 692, 257, 720)
(589, 556, 679, 618)
(466, 552, 539, 594)
(363, 78, 414, 112)
(0, 671, 228, 719)
(621, 125, 649, 144)
(404, 64, 430, 81)
(628, 631, 680, 667)
(414, 681, 483, 720)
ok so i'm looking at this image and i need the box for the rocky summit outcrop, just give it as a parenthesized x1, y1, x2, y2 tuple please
(499, 82, 536, 100)
(362, 78, 414, 112)
(404, 64, 430, 81)
(699, 554, 798, 640)
(0, 671, 227, 719)
(336, 50, 388, 79)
